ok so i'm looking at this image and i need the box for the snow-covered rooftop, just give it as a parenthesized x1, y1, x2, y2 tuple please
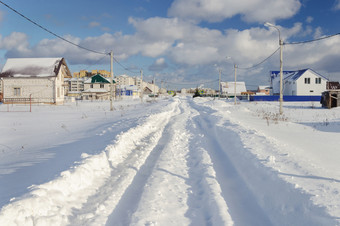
(0, 58, 63, 78)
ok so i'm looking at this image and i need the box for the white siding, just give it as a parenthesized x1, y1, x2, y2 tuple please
(282, 69, 328, 96)
(296, 70, 327, 96)
(3, 78, 55, 103)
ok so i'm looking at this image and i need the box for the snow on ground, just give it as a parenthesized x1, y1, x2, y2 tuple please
(0, 96, 339, 225)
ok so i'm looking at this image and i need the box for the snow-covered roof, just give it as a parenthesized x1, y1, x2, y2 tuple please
(258, 86, 271, 90)
(271, 68, 328, 82)
(0, 58, 70, 78)
(221, 82, 247, 94)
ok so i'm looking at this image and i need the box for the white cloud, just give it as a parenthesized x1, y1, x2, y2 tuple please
(333, 0, 340, 10)
(0, 32, 30, 52)
(149, 58, 168, 71)
(1, 16, 339, 85)
(314, 27, 323, 38)
(168, 0, 301, 23)
(306, 16, 313, 23)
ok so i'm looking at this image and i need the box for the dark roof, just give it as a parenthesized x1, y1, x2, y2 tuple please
(86, 74, 116, 84)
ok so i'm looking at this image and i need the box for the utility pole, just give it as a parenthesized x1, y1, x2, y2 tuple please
(110, 51, 114, 111)
(153, 76, 156, 101)
(218, 68, 221, 99)
(140, 69, 143, 102)
(265, 22, 283, 115)
(234, 64, 237, 105)
(279, 38, 283, 115)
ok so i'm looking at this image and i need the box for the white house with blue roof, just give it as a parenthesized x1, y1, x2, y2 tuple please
(271, 69, 328, 96)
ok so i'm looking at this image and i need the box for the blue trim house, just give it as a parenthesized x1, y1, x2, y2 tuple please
(270, 69, 328, 96)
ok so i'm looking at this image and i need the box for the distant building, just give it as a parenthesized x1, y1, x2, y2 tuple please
(82, 74, 115, 100)
(73, 69, 111, 78)
(116, 74, 136, 86)
(256, 86, 271, 95)
(271, 68, 328, 96)
(0, 57, 71, 105)
(66, 77, 86, 98)
(220, 82, 247, 96)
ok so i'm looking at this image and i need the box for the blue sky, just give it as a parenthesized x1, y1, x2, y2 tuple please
(1, 0, 340, 89)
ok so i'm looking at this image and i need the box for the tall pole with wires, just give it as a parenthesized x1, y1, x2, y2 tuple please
(234, 64, 237, 105)
(110, 51, 114, 111)
(140, 69, 144, 102)
(218, 68, 221, 99)
(265, 22, 283, 115)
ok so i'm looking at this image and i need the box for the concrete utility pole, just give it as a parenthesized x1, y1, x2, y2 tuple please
(234, 64, 237, 105)
(226, 56, 237, 104)
(153, 76, 156, 101)
(218, 68, 221, 99)
(110, 51, 114, 111)
(140, 69, 143, 102)
(265, 22, 283, 115)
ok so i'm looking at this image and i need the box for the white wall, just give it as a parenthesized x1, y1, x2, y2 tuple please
(84, 83, 111, 91)
(296, 70, 327, 96)
(3, 78, 55, 103)
(283, 70, 327, 96)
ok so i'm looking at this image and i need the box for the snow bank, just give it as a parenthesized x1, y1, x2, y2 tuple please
(0, 99, 179, 226)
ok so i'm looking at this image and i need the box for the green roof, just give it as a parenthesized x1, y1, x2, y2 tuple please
(91, 74, 116, 83)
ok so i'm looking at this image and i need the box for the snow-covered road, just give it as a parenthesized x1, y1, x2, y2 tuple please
(0, 97, 339, 225)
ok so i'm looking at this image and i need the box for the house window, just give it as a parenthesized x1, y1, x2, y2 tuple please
(90, 84, 93, 88)
(304, 78, 310, 84)
(315, 78, 321, 84)
(100, 84, 104, 88)
(13, 87, 21, 96)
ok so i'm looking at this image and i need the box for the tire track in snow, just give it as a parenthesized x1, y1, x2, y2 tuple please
(191, 99, 338, 226)
(68, 100, 181, 226)
(128, 98, 233, 226)
(126, 98, 193, 226)
(0, 100, 180, 226)
(188, 100, 272, 226)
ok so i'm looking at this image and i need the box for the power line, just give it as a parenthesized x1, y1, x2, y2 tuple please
(238, 47, 280, 70)
(0, 0, 142, 74)
(113, 56, 140, 74)
(0, 0, 108, 56)
(284, 33, 340, 45)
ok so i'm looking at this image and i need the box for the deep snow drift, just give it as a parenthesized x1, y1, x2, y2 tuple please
(0, 96, 339, 225)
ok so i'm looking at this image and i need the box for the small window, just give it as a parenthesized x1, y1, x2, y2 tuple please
(310, 90, 314, 92)
(14, 87, 21, 96)
(315, 78, 321, 84)
(304, 78, 310, 84)
(100, 84, 104, 88)
(90, 84, 93, 88)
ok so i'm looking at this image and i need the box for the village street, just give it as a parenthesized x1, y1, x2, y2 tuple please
(0, 97, 339, 225)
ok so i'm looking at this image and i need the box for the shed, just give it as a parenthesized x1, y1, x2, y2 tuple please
(321, 91, 340, 109)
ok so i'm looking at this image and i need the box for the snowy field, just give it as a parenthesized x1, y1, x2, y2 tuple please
(0, 96, 340, 226)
